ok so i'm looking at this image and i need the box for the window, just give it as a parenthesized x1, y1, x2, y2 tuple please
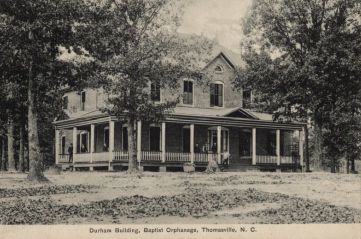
(215, 65, 223, 73)
(183, 80, 193, 105)
(210, 83, 223, 107)
(61, 136, 66, 154)
(63, 96, 68, 110)
(243, 90, 252, 108)
(150, 83, 160, 102)
(122, 127, 128, 151)
(80, 91, 86, 111)
(103, 127, 109, 151)
(182, 127, 190, 153)
(207, 127, 229, 153)
(77, 131, 89, 153)
(267, 131, 276, 155)
(149, 126, 160, 151)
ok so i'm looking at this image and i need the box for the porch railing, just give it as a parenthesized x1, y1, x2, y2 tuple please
(113, 151, 129, 161)
(194, 153, 210, 163)
(74, 153, 91, 163)
(257, 155, 299, 165)
(165, 152, 191, 162)
(142, 151, 162, 161)
(256, 155, 278, 164)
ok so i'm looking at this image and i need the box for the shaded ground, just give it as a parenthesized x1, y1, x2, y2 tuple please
(0, 171, 360, 224)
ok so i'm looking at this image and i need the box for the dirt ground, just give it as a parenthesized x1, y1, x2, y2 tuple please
(0, 171, 360, 224)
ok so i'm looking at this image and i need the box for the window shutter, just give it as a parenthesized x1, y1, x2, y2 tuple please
(218, 84, 223, 107)
(210, 84, 215, 106)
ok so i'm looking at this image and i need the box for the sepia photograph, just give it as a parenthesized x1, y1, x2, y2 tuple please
(0, 0, 360, 238)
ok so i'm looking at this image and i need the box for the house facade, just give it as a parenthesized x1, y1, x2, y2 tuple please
(54, 50, 306, 172)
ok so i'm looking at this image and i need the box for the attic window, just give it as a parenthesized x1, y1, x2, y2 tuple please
(215, 65, 223, 73)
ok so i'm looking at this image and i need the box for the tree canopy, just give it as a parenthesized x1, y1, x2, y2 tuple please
(237, 0, 361, 171)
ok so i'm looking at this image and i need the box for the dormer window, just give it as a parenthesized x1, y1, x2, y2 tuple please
(183, 80, 193, 105)
(214, 65, 223, 73)
(63, 96, 68, 110)
(80, 91, 86, 111)
(210, 82, 224, 107)
(150, 82, 161, 102)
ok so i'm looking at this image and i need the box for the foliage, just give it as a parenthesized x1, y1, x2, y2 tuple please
(237, 0, 361, 171)
(0, 0, 92, 179)
(80, 0, 213, 171)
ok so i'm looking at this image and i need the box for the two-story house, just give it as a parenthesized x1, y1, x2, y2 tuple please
(54, 50, 306, 172)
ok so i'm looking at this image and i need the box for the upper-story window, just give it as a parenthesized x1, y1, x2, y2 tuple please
(150, 82, 160, 102)
(63, 96, 68, 110)
(183, 80, 193, 105)
(243, 89, 252, 108)
(214, 65, 224, 73)
(210, 82, 224, 107)
(80, 91, 86, 111)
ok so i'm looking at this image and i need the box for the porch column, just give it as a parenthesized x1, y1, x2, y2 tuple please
(161, 122, 166, 163)
(276, 129, 281, 166)
(299, 129, 304, 169)
(55, 129, 60, 164)
(217, 126, 221, 164)
(73, 127, 78, 155)
(252, 128, 256, 165)
(137, 121, 142, 162)
(73, 127, 77, 163)
(109, 121, 115, 162)
(190, 124, 194, 164)
(90, 124, 95, 163)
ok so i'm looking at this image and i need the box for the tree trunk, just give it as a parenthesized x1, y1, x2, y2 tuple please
(1, 136, 6, 171)
(19, 122, 25, 172)
(0, 136, 3, 171)
(330, 157, 336, 173)
(305, 126, 311, 172)
(127, 118, 139, 172)
(7, 111, 16, 172)
(314, 122, 324, 170)
(27, 60, 47, 181)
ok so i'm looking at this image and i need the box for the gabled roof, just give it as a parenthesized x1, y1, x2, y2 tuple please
(172, 106, 273, 121)
(202, 48, 244, 71)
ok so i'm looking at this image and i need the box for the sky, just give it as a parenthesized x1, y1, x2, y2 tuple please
(179, 0, 253, 51)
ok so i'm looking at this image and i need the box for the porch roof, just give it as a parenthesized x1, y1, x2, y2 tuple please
(54, 107, 305, 131)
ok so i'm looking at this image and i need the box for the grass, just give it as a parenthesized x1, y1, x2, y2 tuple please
(0, 171, 360, 224)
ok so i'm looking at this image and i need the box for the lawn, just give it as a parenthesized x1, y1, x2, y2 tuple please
(0, 171, 360, 224)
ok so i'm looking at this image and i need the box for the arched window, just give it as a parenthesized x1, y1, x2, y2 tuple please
(150, 82, 161, 102)
(210, 81, 224, 107)
(183, 79, 194, 105)
(215, 65, 223, 73)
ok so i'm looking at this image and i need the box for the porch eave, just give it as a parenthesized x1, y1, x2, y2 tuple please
(166, 114, 305, 131)
(53, 112, 305, 131)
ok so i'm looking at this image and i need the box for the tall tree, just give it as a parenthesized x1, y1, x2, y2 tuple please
(81, 0, 213, 172)
(237, 0, 361, 171)
(0, 0, 90, 180)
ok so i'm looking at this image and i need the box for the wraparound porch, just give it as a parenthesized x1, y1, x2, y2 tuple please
(54, 114, 305, 172)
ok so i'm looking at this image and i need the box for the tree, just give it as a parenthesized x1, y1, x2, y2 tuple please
(80, 0, 213, 172)
(237, 0, 361, 171)
(0, 0, 91, 180)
